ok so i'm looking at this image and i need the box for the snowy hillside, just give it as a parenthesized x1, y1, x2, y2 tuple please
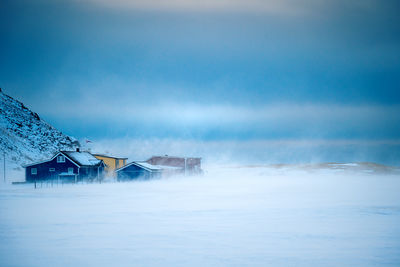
(0, 89, 80, 167)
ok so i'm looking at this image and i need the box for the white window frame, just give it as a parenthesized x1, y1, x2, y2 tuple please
(31, 168, 37, 175)
(68, 167, 74, 174)
(49, 168, 55, 172)
(57, 155, 65, 163)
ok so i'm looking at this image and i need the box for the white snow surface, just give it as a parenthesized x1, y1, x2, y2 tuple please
(1, 166, 399, 267)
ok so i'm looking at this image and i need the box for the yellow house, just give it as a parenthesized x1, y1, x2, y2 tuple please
(93, 154, 127, 177)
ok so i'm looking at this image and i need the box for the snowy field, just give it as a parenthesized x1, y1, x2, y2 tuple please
(1, 165, 400, 266)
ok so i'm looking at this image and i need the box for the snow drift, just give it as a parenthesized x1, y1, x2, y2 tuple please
(0, 166, 399, 266)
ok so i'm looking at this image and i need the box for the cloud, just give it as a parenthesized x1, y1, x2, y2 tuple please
(40, 93, 400, 127)
(2, 0, 399, 142)
(89, 137, 400, 166)
(75, 0, 391, 16)
(79, 0, 311, 14)
(37, 90, 400, 140)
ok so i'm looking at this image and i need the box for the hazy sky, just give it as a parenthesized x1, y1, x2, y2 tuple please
(1, 0, 400, 141)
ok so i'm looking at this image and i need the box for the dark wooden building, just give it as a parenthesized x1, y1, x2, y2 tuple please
(115, 162, 162, 181)
(23, 149, 105, 182)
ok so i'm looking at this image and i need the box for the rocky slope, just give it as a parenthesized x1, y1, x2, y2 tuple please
(0, 89, 80, 166)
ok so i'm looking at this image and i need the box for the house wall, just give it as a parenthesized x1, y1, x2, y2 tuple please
(147, 156, 185, 167)
(94, 156, 116, 176)
(94, 156, 126, 177)
(79, 166, 102, 180)
(25, 155, 78, 181)
(117, 159, 126, 168)
(117, 164, 160, 181)
(114, 159, 126, 170)
(146, 156, 202, 174)
(26, 154, 105, 182)
(185, 158, 202, 173)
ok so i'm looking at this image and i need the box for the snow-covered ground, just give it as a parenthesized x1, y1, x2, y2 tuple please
(0, 166, 399, 266)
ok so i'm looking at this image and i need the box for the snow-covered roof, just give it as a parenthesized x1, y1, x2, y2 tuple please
(116, 161, 170, 172)
(61, 151, 102, 166)
(153, 165, 182, 170)
(135, 162, 164, 170)
(22, 151, 103, 168)
(22, 159, 52, 168)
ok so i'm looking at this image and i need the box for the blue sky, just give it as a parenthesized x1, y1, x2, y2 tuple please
(1, 0, 400, 142)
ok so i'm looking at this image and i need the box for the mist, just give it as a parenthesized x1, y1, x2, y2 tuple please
(88, 138, 400, 167)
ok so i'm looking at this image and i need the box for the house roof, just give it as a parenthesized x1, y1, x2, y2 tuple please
(61, 151, 103, 166)
(22, 158, 53, 168)
(148, 155, 202, 161)
(135, 162, 164, 170)
(93, 154, 128, 160)
(116, 161, 165, 172)
(22, 151, 104, 168)
(146, 155, 201, 168)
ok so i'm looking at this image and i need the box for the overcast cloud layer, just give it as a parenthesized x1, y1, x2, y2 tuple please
(1, 0, 400, 144)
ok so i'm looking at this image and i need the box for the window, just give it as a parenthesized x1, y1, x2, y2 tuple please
(57, 155, 65, 163)
(49, 168, 55, 172)
(31, 168, 37, 175)
(116, 160, 119, 168)
(68, 168, 73, 173)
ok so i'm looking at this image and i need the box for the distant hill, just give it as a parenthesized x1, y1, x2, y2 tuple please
(0, 88, 80, 166)
(226, 162, 400, 175)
